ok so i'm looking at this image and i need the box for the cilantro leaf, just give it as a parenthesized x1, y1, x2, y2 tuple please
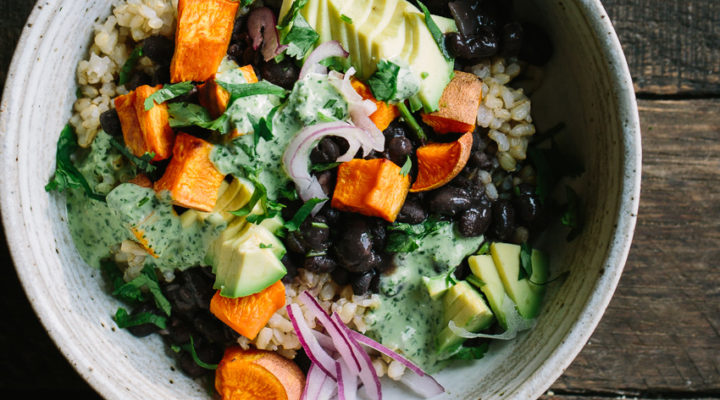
(112, 265, 171, 316)
(416, 1, 452, 60)
(144, 81, 194, 110)
(118, 45, 143, 85)
(167, 102, 231, 133)
(310, 162, 341, 172)
(108, 137, 156, 174)
(368, 60, 401, 102)
(385, 219, 443, 253)
(114, 308, 167, 330)
(476, 241, 491, 255)
(216, 80, 290, 102)
(45, 124, 105, 202)
(281, 13, 319, 59)
(400, 156, 412, 176)
(278, 0, 310, 29)
(284, 198, 326, 232)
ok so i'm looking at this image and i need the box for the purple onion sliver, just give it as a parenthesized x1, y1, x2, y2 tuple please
(298, 291, 363, 373)
(302, 364, 326, 400)
(299, 40, 349, 79)
(348, 330, 426, 377)
(398, 370, 445, 398)
(247, 7, 283, 61)
(331, 313, 382, 400)
(336, 360, 358, 400)
(286, 304, 337, 379)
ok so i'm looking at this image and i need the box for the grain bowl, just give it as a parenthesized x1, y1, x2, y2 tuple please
(0, 0, 640, 399)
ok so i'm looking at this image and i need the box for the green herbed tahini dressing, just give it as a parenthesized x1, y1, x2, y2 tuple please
(366, 223, 484, 372)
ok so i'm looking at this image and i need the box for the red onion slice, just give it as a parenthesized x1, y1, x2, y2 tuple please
(287, 303, 337, 379)
(302, 364, 338, 400)
(298, 292, 363, 374)
(247, 7, 286, 61)
(299, 40, 349, 79)
(282, 121, 377, 203)
(347, 330, 445, 398)
(331, 313, 382, 400)
(336, 360, 358, 400)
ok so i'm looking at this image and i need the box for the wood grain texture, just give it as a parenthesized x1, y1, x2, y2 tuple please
(601, 0, 720, 96)
(549, 99, 720, 397)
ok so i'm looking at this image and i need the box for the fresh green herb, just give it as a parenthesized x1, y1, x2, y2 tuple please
(399, 156, 412, 176)
(217, 80, 290, 102)
(368, 60, 401, 102)
(519, 242, 533, 280)
(311, 221, 329, 229)
(561, 185, 583, 241)
(466, 274, 486, 289)
(279, 185, 299, 201)
(416, 1, 452, 60)
(284, 198, 326, 231)
(319, 56, 350, 73)
(45, 124, 106, 202)
(448, 342, 489, 360)
(113, 308, 167, 330)
(259, 243, 274, 249)
(229, 168, 285, 225)
(277, 0, 309, 29)
(112, 265, 172, 316)
(306, 250, 327, 257)
(527, 147, 552, 203)
(240, 0, 256, 6)
(137, 197, 150, 207)
(281, 13, 320, 59)
(183, 336, 218, 370)
(421, 71, 429, 79)
(118, 45, 143, 85)
(408, 95, 423, 113)
(167, 102, 231, 133)
(476, 241, 491, 255)
(397, 101, 427, 142)
(249, 105, 279, 153)
(310, 162, 342, 172)
(144, 81, 194, 110)
(340, 14, 353, 24)
(385, 219, 443, 253)
(109, 137, 157, 174)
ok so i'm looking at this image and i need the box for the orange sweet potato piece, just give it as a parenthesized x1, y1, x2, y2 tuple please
(153, 132, 225, 212)
(114, 91, 145, 157)
(133, 85, 175, 161)
(171, 0, 239, 83)
(411, 132, 474, 192)
(210, 281, 286, 341)
(198, 65, 259, 119)
(332, 158, 411, 222)
(421, 71, 483, 134)
(350, 78, 400, 131)
(215, 347, 305, 400)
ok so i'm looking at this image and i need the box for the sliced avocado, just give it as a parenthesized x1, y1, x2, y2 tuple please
(405, 12, 454, 112)
(436, 281, 494, 353)
(205, 217, 248, 272)
(233, 223, 286, 260)
(530, 248, 550, 300)
(357, 0, 399, 74)
(468, 255, 508, 330)
(334, 0, 373, 74)
(366, 0, 409, 78)
(490, 242, 547, 319)
(214, 248, 287, 298)
(422, 274, 453, 300)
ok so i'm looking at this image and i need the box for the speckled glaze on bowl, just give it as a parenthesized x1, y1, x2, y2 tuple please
(0, 0, 640, 399)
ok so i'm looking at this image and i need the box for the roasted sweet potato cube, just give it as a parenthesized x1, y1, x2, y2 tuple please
(350, 78, 400, 131)
(171, 0, 239, 83)
(133, 85, 175, 161)
(198, 65, 259, 119)
(331, 158, 410, 223)
(421, 71, 483, 134)
(114, 91, 146, 157)
(154, 132, 225, 212)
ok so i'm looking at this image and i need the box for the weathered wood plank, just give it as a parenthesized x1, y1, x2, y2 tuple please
(550, 99, 720, 395)
(601, 0, 720, 95)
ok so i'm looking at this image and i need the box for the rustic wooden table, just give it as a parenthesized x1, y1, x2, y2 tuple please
(1, 0, 718, 398)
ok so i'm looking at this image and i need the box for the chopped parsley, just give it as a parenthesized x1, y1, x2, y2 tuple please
(114, 307, 167, 330)
(143, 81, 194, 110)
(385, 218, 443, 253)
(368, 60, 401, 102)
(340, 14, 353, 24)
(284, 198, 326, 232)
(416, 1, 452, 60)
(280, 13, 319, 59)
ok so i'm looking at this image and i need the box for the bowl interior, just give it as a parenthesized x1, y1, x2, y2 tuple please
(0, 0, 640, 399)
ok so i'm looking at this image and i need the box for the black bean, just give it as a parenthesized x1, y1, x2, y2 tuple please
(351, 270, 376, 295)
(163, 282, 195, 315)
(369, 219, 388, 251)
(427, 186, 472, 216)
(500, 22, 524, 57)
(99, 109, 123, 136)
(513, 194, 540, 224)
(281, 254, 299, 283)
(301, 217, 331, 252)
(383, 120, 410, 139)
(369, 273, 381, 293)
(318, 205, 341, 226)
(334, 217, 375, 272)
(449, 1, 480, 37)
(387, 136, 414, 165)
(316, 170, 336, 197)
(304, 255, 337, 273)
(142, 35, 174, 65)
(284, 231, 308, 254)
(152, 64, 171, 86)
(126, 302, 162, 337)
(458, 206, 492, 237)
(310, 137, 341, 164)
(178, 351, 209, 378)
(192, 313, 231, 344)
(125, 71, 152, 91)
(260, 58, 300, 90)
(491, 199, 516, 240)
(454, 259, 471, 280)
(164, 316, 192, 346)
(446, 29, 499, 61)
(396, 195, 427, 224)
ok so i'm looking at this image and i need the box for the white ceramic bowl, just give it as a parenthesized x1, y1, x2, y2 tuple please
(0, 1, 640, 399)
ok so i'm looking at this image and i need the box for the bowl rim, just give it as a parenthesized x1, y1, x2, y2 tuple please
(0, 0, 641, 398)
